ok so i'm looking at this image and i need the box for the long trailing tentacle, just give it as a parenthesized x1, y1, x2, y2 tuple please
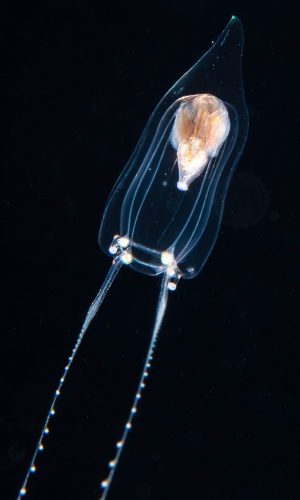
(100, 271, 170, 499)
(17, 256, 123, 499)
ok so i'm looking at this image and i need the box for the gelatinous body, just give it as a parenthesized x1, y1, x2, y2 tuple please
(100, 17, 248, 279)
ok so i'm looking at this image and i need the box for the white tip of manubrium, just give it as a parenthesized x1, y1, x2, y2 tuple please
(177, 181, 188, 191)
(168, 282, 177, 291)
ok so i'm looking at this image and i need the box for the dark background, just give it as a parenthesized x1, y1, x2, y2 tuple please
(1, 0, 299, 499)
